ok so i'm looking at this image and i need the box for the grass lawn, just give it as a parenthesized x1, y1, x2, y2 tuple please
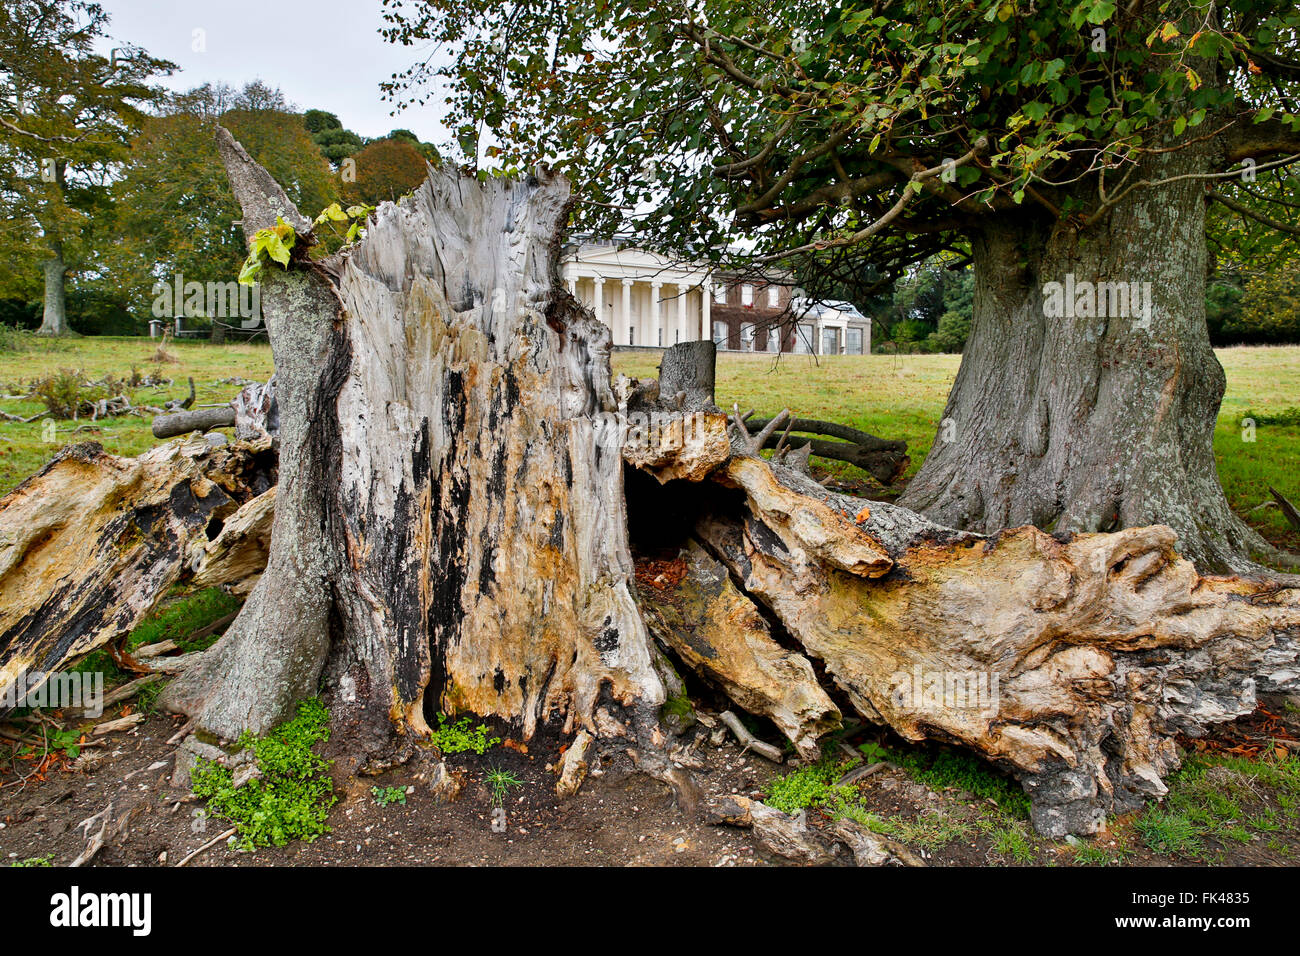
(0, 335, 273, 493)
(615, 345, 1300, 552)
(1, 335, 1296, 549)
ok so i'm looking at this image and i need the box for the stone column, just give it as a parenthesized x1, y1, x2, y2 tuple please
(650, 282, 662, 347)
(621, 278, 634, 346)
(701, 281, 711, 343)
(676, 283, 689, 349)
(592, 276, 605, 332)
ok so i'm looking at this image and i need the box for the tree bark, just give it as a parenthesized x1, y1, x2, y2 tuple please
(899, 140, 1290, 574)
(162, 130, 670, 772)
(658, 340, 717, 411)
(37, 240, 68, 336)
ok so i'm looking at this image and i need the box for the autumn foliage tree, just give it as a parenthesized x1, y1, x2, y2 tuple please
(341, 136, 431, 207)
(106, 86, 341, 320)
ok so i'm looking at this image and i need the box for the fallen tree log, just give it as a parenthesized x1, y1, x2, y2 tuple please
(0, 436, 273, 705)
(689, 453, 1300, 836)
(152, 406, 236, 439)
(152, 376, 277, 441)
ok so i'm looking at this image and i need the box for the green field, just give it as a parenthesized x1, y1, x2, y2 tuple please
(1, 336, 1296, 550)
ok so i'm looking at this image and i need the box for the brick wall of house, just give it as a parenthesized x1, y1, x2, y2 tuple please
(710, 279, 796, 351)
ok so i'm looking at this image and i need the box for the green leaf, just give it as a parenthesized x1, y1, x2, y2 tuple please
(315, 202, 348, 225)
(238, 257, 262, 286)
(264, 234, 291, 267)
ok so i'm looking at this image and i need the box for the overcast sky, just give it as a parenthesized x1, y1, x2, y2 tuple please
(95, 0, 453, 144)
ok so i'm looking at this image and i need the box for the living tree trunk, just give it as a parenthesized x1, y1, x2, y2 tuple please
(900, 139, 1287, 575)
(37, 240, 68, 336)
(161, 130, 672, 776)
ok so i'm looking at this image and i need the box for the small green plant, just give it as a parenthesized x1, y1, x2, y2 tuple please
(1135, 808, 1203, 856)
(134, 678, 167, 715)
(371, 785, 407, 807)
(890, 746, 1031, 819)
(989, 821, 1036, 863)
(1242, 407, 1300, 427)
(429, 713, 500, 755)
(661, 692, 694, 721)
(31, 368, 115, 419)
(191, 698, 337, 851)
(313, 202, 375, 244)
(238, 216, 299, 286)
(9, 854, 53, 867)
(483, 765, 524, 807)
(857, 741, 893, 764)
(763, 758, 855, 815)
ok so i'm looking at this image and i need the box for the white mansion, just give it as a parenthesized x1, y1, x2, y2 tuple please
(561, 240, 871, 355)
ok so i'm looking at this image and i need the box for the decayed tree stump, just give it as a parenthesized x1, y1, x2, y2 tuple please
(160, 129, 672, 777)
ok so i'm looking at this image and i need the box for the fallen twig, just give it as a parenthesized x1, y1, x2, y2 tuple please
(99, 674, 166, 710)
(719, 709, 784, 763)
(175, 826, 237, 867)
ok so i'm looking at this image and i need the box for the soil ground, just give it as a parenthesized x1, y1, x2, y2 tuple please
(2, 701, 1297, 868)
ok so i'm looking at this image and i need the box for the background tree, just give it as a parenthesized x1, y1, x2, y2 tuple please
(304, 108, 364, 167)
(341, 136, 430, 206)
(105, 84, 341, 324)
(0, 0, 172, 334)
(382, 0, 1300, 572)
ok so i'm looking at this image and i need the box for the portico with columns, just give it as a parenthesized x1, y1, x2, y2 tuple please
(562, 240, 711, 348)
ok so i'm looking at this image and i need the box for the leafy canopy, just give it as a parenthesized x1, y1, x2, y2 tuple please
(381, 0, 1300, 289)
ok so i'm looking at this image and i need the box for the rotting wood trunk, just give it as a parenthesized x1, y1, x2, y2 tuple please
(161, 129, 675, 779)
(0, 437, 273, 698)
(693, 453, 1300, 836)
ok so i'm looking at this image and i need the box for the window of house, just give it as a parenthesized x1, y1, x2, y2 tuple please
(846, 328, 863, 355)
(629, 325, 635, 346)
(712, 320, 729, 348)
(741, 284, 753, 307)
(767, 327, 781, 352)
(740, 322, 755, 350)
(822, 327, 839, 355)
(793, 324, 814, 353)
(714, 285, 727, 304)
(767, 285, 779, 307)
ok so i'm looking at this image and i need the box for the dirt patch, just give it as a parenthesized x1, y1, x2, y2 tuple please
(0, 712, 786, 867)
(2, 703, 1296, 867)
